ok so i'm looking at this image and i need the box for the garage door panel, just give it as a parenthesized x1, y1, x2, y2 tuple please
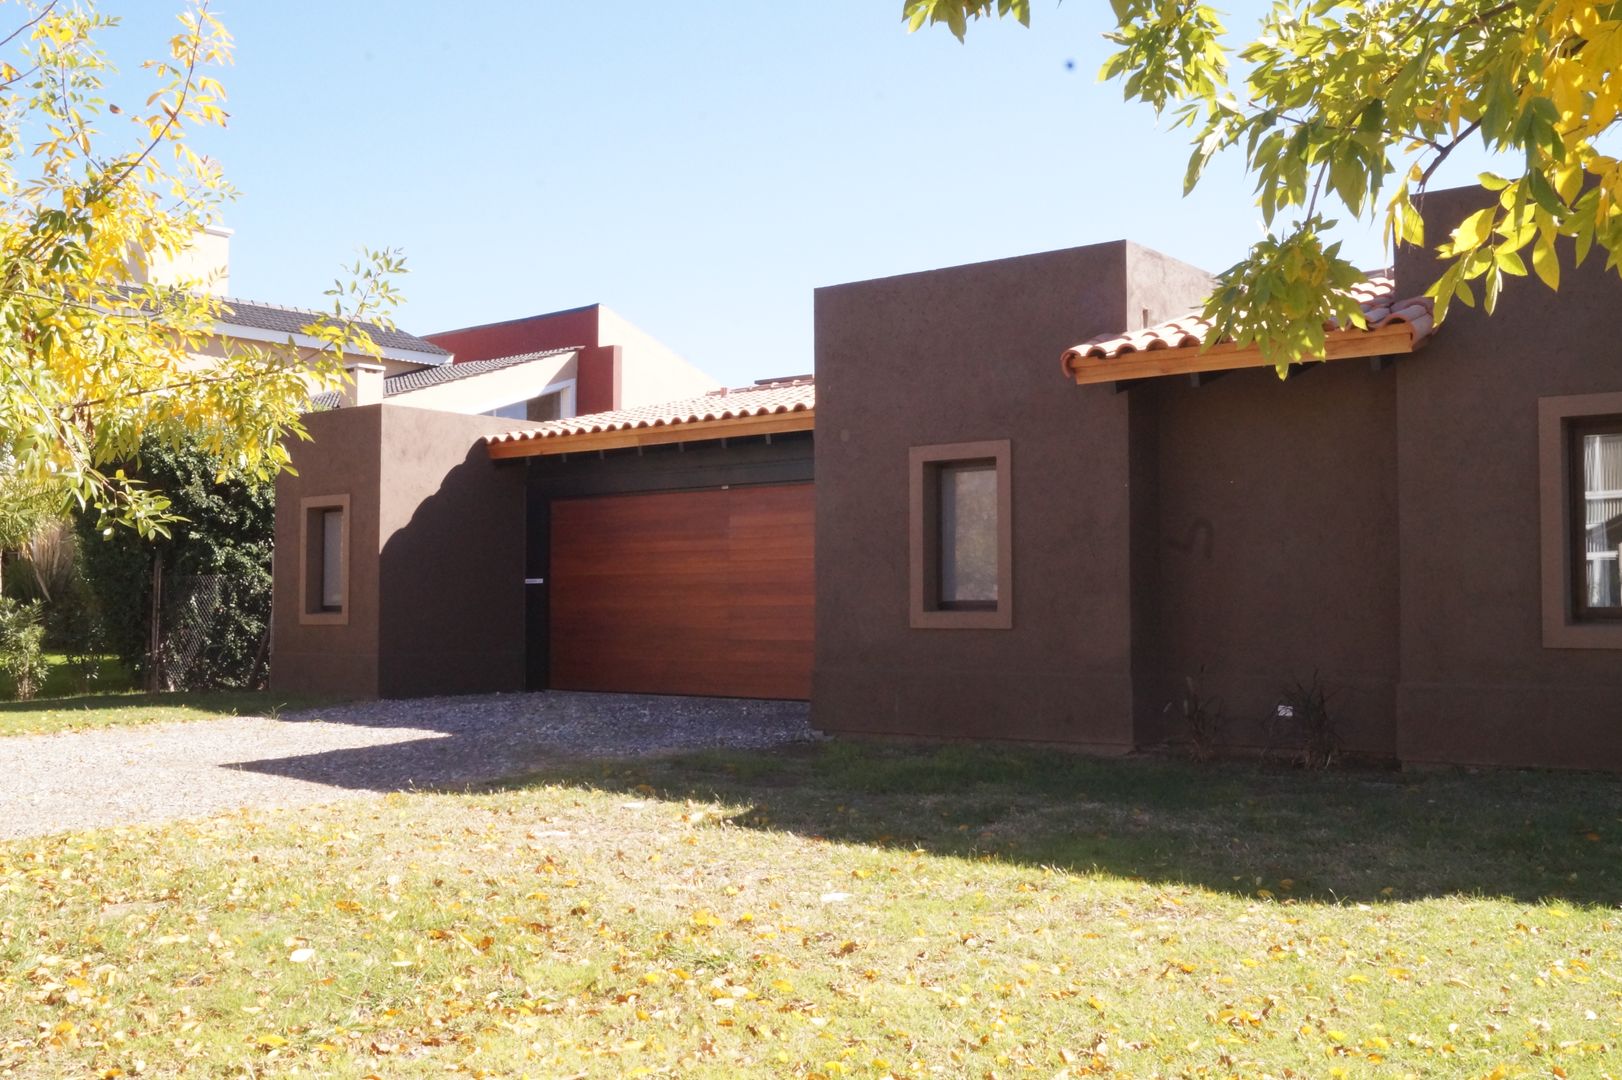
(549, 483, 813, 700)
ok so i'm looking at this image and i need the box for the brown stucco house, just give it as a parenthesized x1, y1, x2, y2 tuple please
(270, 184, 1622, 771)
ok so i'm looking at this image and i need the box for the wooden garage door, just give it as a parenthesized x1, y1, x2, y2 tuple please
(549, 483, 813, 699)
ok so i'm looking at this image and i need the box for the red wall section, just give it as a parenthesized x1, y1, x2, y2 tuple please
(426, 305, 601, 365)
(576, 345, 621, 414)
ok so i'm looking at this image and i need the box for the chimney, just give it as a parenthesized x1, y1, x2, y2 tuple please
(342, 362, 387, 407)
(130, 225, 233, 296)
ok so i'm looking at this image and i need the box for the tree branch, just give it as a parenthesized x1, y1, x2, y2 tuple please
(0, 0, 58, 52)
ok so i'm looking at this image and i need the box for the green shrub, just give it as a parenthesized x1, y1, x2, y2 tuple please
(75, 436, 273, 690)
(0, 598, 48, 700)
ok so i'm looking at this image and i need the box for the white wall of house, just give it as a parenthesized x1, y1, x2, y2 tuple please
(599, 305, 719, 408)
(387, 352, 580, 417)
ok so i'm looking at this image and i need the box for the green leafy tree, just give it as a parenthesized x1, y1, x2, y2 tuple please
(0, 0, 405, 537)
(0, 471, 59, 594)
(903, 0, 1622, 368)
(76, 433, 273, 689)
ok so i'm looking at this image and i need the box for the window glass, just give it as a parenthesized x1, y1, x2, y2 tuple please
(527, 390, 563, 422)
(485, 390, 563, 422)
(486, 400, 527, 420)
(938, 462, 997, 606)
(1582, 428, 1622, 611)
(321, 508, 344, 611)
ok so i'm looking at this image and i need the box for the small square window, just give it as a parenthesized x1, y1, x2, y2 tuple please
(910, 440, 1012, 629)
(1572, 418, 1622, 621)
(300, 495, 349, 625)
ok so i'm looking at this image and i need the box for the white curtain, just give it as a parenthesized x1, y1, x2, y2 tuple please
(1583, 432, 1622, 608)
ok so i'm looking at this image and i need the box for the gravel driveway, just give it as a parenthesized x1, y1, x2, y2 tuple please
(0, 692, 814, 840)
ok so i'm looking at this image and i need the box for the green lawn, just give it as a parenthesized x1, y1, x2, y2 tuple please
(0, 656, 326, 736)
(1, 741, 1616, 1077)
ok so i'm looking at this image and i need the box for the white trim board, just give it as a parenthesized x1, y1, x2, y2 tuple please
(213, 320, 450, 367)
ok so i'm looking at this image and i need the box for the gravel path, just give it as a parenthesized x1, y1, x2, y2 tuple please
(0, 691, 815, 840)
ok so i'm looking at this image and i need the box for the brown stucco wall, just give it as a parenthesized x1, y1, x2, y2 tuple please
(375, 408, 532, 697)
(812, 241, 1212, 748)
(1393, 187, 1622, 770)
(271, 406, 532, 700)
(811, 200, 1622, 770)
(1128, 363, 1401, 758)
(271, 406, 384, 699)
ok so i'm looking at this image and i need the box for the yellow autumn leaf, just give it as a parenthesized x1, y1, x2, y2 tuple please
(1452, 207, 1495, 251)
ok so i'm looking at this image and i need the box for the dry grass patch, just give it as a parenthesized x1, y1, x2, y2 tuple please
(0, 743, 1618, 1077)
(0, 691, 329, 738)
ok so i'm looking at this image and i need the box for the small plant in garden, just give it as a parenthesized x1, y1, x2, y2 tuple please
(66, 637, 107, 695)
(0, 597, 48, 701)
(1268, 672, 1340, 770)
(1165, 668, 1225, 761)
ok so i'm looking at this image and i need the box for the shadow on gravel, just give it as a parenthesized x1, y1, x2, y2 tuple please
(502, 739, 1622, 909)
(227, 691, 813, 794)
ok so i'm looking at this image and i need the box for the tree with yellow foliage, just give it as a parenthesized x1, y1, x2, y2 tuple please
(904, 0, 1622, 368)
(0, 0, 403, 536)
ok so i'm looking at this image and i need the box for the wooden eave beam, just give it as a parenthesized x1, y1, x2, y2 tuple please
(486, 409, 815, 460)
(1066, 320, 1419, 387)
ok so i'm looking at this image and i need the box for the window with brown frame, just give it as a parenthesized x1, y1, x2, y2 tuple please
(299, 495, 350, 626)
(1539, 393, 1622, 649)
(1572, 416, 1622, 622)
(909, 440, 1012, 629)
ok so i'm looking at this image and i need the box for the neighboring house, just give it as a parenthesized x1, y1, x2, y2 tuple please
(269, 183, 1622, 772)
(133, 225, 452, 377)
(425, 303, 720, 414)
(142, 232, 721, 420)
(304, 302, 722, 421)
(310, 348, 582, 417)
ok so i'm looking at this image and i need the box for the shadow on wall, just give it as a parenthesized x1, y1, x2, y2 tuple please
(374, 431, 529, 699)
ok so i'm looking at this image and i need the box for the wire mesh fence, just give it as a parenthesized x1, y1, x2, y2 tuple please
(148, 568, 270, 691)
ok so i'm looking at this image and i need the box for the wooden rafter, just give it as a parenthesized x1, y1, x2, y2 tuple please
(1064, 320, 1421, 386)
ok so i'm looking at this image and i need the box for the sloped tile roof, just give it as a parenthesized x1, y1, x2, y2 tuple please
(384, 347, 578, 394)
(308, 347, 580, 410)
(485, 377, 815, 448)
(1062, 275, 1435, 367)
(218, 297, 450, 357)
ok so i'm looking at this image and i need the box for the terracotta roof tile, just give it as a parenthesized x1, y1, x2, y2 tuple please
(1062, 275, 1436, 367)
(484, 377, 815, 448)
(384, 347, 579, 395)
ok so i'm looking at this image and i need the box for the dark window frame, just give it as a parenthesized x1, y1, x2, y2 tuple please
(1569, 415, 1622, 623)
(909, 440, 1012, 630)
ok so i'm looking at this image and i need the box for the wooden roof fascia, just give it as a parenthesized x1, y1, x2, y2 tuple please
(486, 409, 815, 460)
(1065, 320, 1420, 387)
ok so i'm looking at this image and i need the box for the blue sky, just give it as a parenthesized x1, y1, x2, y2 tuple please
(106, 2, 1497, 387)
